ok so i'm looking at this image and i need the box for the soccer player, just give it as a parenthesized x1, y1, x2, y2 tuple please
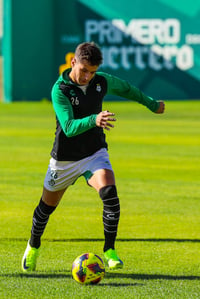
(22, 42, 165, 272)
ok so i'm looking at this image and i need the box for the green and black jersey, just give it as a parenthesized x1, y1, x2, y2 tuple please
(51, 69, 160, 161)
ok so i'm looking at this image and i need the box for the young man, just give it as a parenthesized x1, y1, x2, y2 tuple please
(22, 42, 165, 272)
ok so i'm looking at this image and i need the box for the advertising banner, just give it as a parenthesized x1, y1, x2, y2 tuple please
(55, 0, 200, 100)
(3, 0, 200, 101)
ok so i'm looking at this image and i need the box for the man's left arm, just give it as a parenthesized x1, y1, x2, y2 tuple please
(98, 72, 165, 114)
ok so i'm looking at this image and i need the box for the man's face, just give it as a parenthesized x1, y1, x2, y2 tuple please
(70, 58, 99, 85)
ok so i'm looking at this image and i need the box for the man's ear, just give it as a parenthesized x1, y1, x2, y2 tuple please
(71, 57, 76, 67)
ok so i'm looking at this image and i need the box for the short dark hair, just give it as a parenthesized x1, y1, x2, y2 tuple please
(75, 42, 103, 66)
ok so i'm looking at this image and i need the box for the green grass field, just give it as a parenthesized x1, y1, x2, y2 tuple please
(0, 100, 200, 298)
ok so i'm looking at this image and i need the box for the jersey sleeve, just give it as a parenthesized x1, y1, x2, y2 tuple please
(98, 72, 160, 112)
(51, 81, 97, 137)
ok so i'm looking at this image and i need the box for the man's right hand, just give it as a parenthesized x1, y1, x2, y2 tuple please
(96, 111, 116, 130)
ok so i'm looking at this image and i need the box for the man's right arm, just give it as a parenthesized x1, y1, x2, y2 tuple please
(51, 82, 97, 137)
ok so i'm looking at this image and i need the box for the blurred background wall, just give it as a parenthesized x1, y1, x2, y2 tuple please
(2, 0, 200, 102)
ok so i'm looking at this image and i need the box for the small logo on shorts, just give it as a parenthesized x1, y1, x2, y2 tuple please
(48, 170, 58, 187)
(48, 179, 55, 186)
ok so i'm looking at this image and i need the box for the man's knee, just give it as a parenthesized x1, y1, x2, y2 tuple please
(99, 185, 118, 200)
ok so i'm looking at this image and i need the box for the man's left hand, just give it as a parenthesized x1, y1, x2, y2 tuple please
(155, 101, 165, 114)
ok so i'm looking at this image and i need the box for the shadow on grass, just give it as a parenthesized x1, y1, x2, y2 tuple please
(1, 237, 200, 243)
(1, 271, 200, 282)
(0, 272, 70, 279)
(0, 273, 143, 287)
(1, 238, 200, 286)
(106, 272, 200, 281)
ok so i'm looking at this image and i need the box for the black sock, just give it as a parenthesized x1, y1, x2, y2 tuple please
(29, 198, 56, 249)
(99, 185, 120, 252)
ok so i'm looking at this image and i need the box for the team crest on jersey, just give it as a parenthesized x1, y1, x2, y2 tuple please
(96, 84, 101, 92)
(70, 90, 76, 97)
